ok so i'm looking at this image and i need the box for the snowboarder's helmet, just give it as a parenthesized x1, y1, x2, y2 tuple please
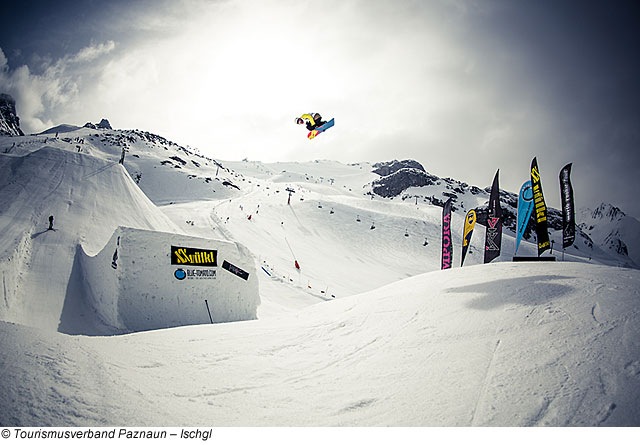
(296, 117, 304, 125)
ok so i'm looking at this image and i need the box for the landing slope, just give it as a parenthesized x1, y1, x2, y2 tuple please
(1, 262, 638, 426)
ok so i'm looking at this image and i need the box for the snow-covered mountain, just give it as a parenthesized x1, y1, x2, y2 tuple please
(371, 159, 638, 268)
(38, 123, 82, 134)
(1, 122, 639, 426)
(579, 203, 640, 267)
(0, 93, 24, 136)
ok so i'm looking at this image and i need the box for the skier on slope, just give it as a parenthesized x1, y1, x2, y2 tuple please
(296, 113, 327, 131)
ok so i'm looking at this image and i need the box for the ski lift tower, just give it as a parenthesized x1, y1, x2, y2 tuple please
(286, 187, 295, 205)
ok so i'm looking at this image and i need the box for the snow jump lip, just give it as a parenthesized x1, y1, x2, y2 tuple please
(59, 227, 260, 335)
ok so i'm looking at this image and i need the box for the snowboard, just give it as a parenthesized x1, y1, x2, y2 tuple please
(308, 118, 334, 139)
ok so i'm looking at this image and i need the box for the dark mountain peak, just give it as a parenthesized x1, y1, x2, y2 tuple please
(372, 159, 425, 176)
(371, 167, 439, 198)
(97, 119, 112, 129)
(0, 93, 25, 136)
(592, 203, 625, 222)
(82, 118, 113, 130)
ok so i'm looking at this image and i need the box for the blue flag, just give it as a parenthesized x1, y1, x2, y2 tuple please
(515, 180, 534, 255)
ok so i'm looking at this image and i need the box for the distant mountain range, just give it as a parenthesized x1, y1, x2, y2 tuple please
(578, 204, 640, 267)
(2, 101, 637, 268)
(370, 159, 638, 268)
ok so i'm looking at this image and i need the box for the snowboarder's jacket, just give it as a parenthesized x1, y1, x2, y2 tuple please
(299, 113, 326, 131)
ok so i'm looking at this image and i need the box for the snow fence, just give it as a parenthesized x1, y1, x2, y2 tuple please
(80, 227, 259, 332)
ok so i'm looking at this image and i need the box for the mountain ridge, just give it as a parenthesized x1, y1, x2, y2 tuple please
(1, 126, 637, 269)
(0, 93, 24, 136)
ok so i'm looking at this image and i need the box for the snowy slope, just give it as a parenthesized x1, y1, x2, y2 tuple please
(3, 128, 632, 271)
(1, 128, 639, 427)
(1, 262, 638, 426)
(0, 146, 182, 331)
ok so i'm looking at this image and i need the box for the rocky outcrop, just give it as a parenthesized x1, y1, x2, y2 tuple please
(371, 159, 436, 198)
(372, 168, 439, 198)
(83, 118, 113, 130)
(97, 119, 112, 129)
(591, 203, 625, 222)
(372, 159, 425, 177)
(369, 159, 564, 239)
(0, 93, 24, 136)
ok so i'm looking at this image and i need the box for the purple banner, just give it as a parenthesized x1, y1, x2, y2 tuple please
(441, 198, 453, 270)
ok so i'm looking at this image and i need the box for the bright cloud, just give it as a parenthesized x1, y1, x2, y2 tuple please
(0, 41, 119, 132)
(2, 0, 640, 217)
(72, 40, 116, 63)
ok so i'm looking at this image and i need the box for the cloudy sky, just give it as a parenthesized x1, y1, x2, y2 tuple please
(1, 0, 639, 217)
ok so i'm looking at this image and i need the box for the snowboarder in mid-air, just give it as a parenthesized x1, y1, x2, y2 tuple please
(296, 113, 326, 131)
(296, 113, 335, 139)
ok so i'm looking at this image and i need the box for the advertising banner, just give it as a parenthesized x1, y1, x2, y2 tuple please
(441, 198, 453, 270)
(559, 163, 576, 249)
(461, 209, 477, 266)
(483, 170, 502, 264)
(515, 180, 534, 255)
(530, 157, 550, 256)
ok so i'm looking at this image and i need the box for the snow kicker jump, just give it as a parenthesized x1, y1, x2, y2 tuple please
(71, 227, 260, 334)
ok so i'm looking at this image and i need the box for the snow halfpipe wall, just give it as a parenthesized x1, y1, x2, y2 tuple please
(79, 227, 259, 333)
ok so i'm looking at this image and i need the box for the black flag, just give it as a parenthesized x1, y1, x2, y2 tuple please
(483, 170, 502, 264)
(559, 163, 575, 249)
(530, 157, 550, 256)
(441, 198, 453, 270)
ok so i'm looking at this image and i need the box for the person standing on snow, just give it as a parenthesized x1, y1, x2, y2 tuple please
(295, 113, 327, 131)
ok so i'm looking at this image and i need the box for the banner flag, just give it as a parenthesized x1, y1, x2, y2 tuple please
(483, 170, 502, 264)
(530, 157, 550, 256)
(441, 197, 453, 270)
(515, 180, 534, 255)
(461, 209, 477, 266)
(559, 163, 575, 249)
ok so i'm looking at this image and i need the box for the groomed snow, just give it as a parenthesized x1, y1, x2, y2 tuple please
(1, 262, 639, 426)
(0, 129, 639, 427)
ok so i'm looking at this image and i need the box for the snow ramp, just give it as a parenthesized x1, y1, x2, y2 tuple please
(0, 146, 180, 331)
(61, 227, 259, 334)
